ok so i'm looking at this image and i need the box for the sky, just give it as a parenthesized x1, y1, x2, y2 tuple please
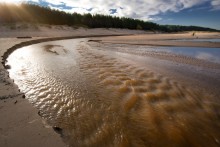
(1, 0, 220, 30)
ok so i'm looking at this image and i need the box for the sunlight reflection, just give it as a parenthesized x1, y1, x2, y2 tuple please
(6, 39, 220, 147)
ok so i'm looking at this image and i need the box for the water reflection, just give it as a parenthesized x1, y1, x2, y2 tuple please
(152, 46, 220, 64)
(174, 38, 220, 42)
(6, 39, 220, 147)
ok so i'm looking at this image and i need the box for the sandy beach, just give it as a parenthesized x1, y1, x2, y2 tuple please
(0, 25, 147, 147)
(97, 32, 220, 48)
(1, 23, 220, 146)
(0, 37, 67, 147)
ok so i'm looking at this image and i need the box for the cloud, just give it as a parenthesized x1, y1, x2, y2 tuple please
(211, 0, 220, 10)
(38, 0, 214, 20)
(3, 0, 219, 21)
(40, 0, 63, 5)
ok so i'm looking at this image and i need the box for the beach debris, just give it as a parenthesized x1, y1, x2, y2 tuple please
(0, 96, 9, 100)
(38, 110, 43, 117)
(53, 126, 63, 135)
(14, 100, 17, 104)
(22, 94, 25, 99)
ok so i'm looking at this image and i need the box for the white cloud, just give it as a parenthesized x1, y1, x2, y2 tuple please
(2, 0, 219, 21)
(39, 0, 212, 20)
(43, 0, 63, 5)
(148, 17, 162, 21)
(211, 0, 220, 10)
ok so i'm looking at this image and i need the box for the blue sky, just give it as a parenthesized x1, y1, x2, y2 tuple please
(1, 0, 220, 30)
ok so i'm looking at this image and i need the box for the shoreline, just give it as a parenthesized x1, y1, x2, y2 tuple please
(1, 30, 220, 147)
(0, 36, 133, 147)
(98, 40, 220, 48)
(96, 32, 220, 48)
(0, 28, 147, 147)
(2, 34, 130, 67)
(0, 37, 67, 147)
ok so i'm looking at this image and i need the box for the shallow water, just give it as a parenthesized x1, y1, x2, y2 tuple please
(174, 38, 220, 42)
(7, 39, 220, 147)
(146, 46, 220, 64)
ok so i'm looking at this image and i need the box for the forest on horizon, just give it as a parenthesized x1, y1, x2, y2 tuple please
(0, 3, 219, 32)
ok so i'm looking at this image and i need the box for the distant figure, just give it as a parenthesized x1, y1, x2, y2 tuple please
(192, 32, 198, 39)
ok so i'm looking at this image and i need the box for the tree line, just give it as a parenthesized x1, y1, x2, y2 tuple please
(0, 3, 218, 32)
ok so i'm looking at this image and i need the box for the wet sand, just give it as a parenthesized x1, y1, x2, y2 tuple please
(0, 27, 146, 147)
(6, 35, 220, 146)
(87, 41, 220, 95)
(75, 41, 220, 146)
(1, 31, 220, 146)
(0, 38, 67, 147)
(97, 32, 220, 48)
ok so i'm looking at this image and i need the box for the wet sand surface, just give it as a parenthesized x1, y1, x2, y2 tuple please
(0, 28, 147, 147)
(6, 38, 220, 147)
(0, 38, 66, 147)
(98, 32, 220, 48)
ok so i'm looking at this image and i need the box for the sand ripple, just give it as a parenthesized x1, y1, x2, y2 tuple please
(6, 39, 220, 147)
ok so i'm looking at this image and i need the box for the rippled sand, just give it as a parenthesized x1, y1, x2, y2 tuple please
(7, 39, 220, 147)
